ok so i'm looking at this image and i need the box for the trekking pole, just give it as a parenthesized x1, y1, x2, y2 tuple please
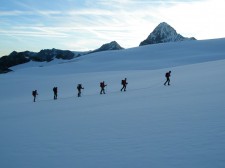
(82, 88, 84, 97)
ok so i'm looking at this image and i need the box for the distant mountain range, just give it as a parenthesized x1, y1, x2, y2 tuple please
(0, 41, 124, 73)
(0, 22, 195, 73)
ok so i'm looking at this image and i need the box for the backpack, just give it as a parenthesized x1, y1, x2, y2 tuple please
(100, 82, 104, 87)
(165, 72, 170, 78)
(77, 84, 81, 89)
(32, 90, 36, 96)
(121, 79, 127, 85)
(53, 87, 57, 92)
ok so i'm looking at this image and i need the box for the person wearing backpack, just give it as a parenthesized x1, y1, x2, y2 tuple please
(164, 71, 171, 86)
(100, 81, 107, 94)
(121, 78, 128, 92)
(77, 84, 84, 97)
(53, 87, 58, 100)
(32, 90, 38, 102)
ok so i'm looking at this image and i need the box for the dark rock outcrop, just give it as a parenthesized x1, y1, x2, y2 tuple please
(0, 51, 30, 73)
(31, 49, 75, 62)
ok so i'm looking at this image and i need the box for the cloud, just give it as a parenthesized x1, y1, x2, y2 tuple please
(0, 29, 68, 37)
(0, 10, 33, 16)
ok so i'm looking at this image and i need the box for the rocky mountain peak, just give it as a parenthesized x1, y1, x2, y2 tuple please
(90, 41, 124, 54)
(140, 22, 196, 46)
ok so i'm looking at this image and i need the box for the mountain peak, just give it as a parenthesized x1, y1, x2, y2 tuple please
(91, 41, 124, 54)
(157, 22, 171, 28)
(106, 41, 124, 50)
(140, 22, 196, 46)
(155, 22, 176, 33)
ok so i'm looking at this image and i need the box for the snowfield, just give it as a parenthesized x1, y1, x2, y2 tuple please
(1, 38, 225, 168)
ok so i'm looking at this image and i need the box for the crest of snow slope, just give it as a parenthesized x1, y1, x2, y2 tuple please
(9, 38, 225, 75)
(0, 38, 225, 168)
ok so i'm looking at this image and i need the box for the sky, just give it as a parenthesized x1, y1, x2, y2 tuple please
(0, 0, 225, 56)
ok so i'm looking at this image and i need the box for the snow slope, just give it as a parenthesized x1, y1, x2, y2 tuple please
(1, 38, 225, 168)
